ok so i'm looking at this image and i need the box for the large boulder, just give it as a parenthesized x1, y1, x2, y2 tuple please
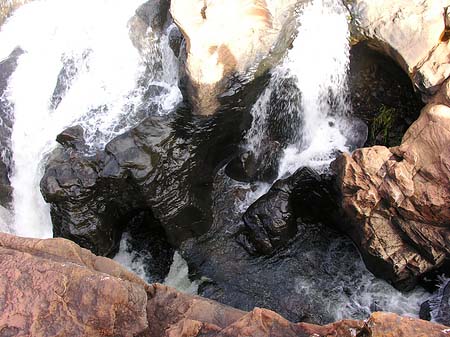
(170, 0, 300, 115)
(0, 232, 149, 336)
(41, 109, 250, 256)
(1, 232, 449, 337)
(332, 79, 450, 290)
(239, 167, 337, 255)
(347, 0, 450, 99)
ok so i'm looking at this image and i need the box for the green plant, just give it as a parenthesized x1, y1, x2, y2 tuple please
(371, 104, 395, 144)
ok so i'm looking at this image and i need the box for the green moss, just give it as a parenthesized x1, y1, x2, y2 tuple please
(371, 105, 396, 144)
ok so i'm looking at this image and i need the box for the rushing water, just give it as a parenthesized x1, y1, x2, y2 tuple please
(114, 233, 200, 294)
(0, 0, 181, 238)
(0, 0, 430, 320)
(247, 0, 367, 180)
(239, 0, 428, 320)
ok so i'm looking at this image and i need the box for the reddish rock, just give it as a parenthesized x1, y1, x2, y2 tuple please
(0, 233, 149, 336)
(366, 312, 450, 337)
(1, 233, 449, 336)
(332, 80, 450, 289)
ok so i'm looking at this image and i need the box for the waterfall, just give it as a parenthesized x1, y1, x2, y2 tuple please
(240, 0, 428, 319)
(0, 0, 181, 238)
(247, 0, 363, 178)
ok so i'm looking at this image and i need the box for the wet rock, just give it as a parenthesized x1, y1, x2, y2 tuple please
(170, 0, 300, 115)
(41, 108, 250, 256)
(55, 124, 87, 151)
(225, 140, 281, 183)
(121, 210, 175, 283)
(420, 278, 450, 326)
(347, 0, 450, 99)
(348, 42, 424, 147)
(0, 47, 23, 207)
(128, 0, 170, 61)
(332, 80, 450, 290)
(239, 167, 337, 255)
(50, 52, 91, 110)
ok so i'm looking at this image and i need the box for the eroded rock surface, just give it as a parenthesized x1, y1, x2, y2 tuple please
(348, 0, 450, 98)
(170, 0, 300, 115)
(1, 232, 449, 337)
(0, 233, 149, 336)
(239, 167, 337, 255)
(332, 80, 450, 289)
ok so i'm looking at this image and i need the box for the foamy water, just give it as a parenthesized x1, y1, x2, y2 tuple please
(240, 0, 428, 320)
(0, 0, 181, 237)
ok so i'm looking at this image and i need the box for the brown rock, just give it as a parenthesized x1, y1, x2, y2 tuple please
(366, 312, 450, 337)
(1, 233, 449, 336)
(332, 80, 450, 289)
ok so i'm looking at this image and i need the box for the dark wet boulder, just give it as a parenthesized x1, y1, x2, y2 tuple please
(420, 278, 450, 326)
(41, 109, 250, 256)
(55, 124, 87, 151)
(225, 140, 281, 183)
(128, 0, 171, 61)
(0, 47, 23, 207)
(239, 167, 338, 255)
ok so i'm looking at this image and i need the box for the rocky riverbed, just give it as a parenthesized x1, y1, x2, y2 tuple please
(0, 0, 449, 335)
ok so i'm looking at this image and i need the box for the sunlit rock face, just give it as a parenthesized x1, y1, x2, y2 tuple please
(170, 0, 299, 115)
(1, 233, 449, 337)
(348, 0, 450, 99)
(332, 79, 450, 290)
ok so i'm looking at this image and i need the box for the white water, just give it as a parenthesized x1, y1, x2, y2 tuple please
(293, 237, 428, 321)
(247, 0, 353, 178)
(241, 0, 428, 319)
(0, 0, 181, 238)
(114, 233, 199, 294)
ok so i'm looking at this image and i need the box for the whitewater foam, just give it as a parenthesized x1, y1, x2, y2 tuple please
(0, 0, 181, 237)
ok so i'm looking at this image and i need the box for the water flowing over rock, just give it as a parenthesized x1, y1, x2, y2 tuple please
(0, 0, 30, 27)
(1, 232, 449, 337)
(420, 278, 450, 326)
(170, 0, 300, 115)
(332, 79, 450, 290)
(0, 47, 22, 208)
(347, 0, 450, 99)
